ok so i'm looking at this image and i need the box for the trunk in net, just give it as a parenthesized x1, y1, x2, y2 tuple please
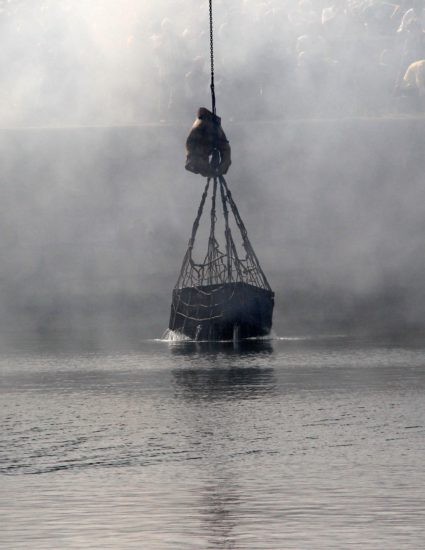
(168, 175, 274, 341)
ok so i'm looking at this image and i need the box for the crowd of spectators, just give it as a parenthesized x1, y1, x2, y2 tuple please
(153, 0, 425, 120)
(1, 0, 425, 126)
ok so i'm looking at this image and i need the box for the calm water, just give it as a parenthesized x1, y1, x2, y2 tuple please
(1, 336, 425, 549)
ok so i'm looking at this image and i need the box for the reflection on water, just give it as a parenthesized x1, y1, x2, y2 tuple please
(171, 340, 275, 401)
(169, 338, 274, 357)
(200, 475, 242, 550)
(173, 365, 275, 401)
(1, 338, 425, 548)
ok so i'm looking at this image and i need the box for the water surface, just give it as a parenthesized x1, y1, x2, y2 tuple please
(1, 337, 425, 549)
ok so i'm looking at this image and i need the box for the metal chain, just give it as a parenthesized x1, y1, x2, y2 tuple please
(209, 0, 216, 114)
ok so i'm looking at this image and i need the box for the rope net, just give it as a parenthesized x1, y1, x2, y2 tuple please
(174, 175, 271, 292)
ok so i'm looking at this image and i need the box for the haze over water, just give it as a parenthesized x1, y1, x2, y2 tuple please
(1, 336, 425, 549)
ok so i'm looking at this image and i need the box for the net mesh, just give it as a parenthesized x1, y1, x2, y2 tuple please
(174, 175, 271, 292)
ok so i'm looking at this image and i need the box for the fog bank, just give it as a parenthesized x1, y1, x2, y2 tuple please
(1, 117, 425, 344)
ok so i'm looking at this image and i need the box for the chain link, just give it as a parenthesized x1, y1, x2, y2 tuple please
(209, 0, 216, 114)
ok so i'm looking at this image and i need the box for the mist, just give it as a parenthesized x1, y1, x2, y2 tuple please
(1, 0, 425, 347)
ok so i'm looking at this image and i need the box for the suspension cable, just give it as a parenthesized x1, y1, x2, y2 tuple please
(209, 0, 216, 114)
